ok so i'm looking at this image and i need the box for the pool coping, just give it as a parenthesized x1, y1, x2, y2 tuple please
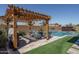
(18, 35, 67, 54)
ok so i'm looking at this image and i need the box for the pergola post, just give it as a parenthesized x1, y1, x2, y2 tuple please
(45, 20, 49, 40)
(28, 20, 32, 31)
(12, 15, 17, 49)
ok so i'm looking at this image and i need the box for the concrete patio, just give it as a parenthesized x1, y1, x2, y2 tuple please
(67, 44, 79, 54)
(18, 35, 67, 54)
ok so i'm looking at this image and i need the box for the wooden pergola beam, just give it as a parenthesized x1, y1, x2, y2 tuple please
(7, 5, 50, 20)
(12, 15, 17, 48)
(45, 20, 49, 40)
(0, 5, 51, 49)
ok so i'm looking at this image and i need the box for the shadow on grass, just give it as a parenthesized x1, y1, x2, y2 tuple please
(68, 36, 79, 44)
(25, 37, 73, 54)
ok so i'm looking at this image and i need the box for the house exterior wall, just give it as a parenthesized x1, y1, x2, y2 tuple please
(62, 26, 75, 31)
(74, 25, 79, 32)
(49, 23, 62, 31)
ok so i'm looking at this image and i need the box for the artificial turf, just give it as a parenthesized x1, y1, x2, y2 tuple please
(25, 36, 73, 54)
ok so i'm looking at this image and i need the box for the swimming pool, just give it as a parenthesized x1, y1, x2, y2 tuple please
(49, 31, 78, 36)
(31, 30, 78, 37)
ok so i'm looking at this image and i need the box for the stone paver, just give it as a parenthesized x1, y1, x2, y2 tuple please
(18, 36, 67, 54)
(7, 49, 20, 54)
(67, 44, 79, 54)
(72, 44, 79, 49)
(67, 47, 79, 54)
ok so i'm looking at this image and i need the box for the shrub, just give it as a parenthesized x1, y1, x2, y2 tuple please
(0, 30, 7, 48)
(18, 31, 26, 37)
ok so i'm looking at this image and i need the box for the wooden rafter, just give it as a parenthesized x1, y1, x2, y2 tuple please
(6, 5, 51, 21)
(0, 5, 51, 49)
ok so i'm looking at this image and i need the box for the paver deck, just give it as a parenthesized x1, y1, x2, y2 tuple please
(18, 36, 67, 54)
(67, 44, 79, 54)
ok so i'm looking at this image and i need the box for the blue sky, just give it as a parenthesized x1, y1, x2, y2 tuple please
(0, 4, 79, 25)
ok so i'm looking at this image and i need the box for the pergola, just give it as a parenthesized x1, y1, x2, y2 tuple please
(0, 5, 51, 49)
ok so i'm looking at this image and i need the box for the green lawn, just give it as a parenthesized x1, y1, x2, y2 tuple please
(25, 37, 73, 54)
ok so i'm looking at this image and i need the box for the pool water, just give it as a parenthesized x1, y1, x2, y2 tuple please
(75, 39, 79, 45)
(31, 30, 78, 37)
(68, 36, 79, 45)
(49, 31, 77, 36)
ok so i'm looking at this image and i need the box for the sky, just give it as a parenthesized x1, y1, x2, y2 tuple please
(0, 4, 79, 25)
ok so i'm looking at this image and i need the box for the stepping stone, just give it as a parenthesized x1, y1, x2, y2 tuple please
(67, 47, 79, 54)
(20, 36, 30, 43)
(72, 44, 79, 49)
(0, 48, 8, 54)
(0, 51, 8, 54)
(8, 49, 20, 54)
